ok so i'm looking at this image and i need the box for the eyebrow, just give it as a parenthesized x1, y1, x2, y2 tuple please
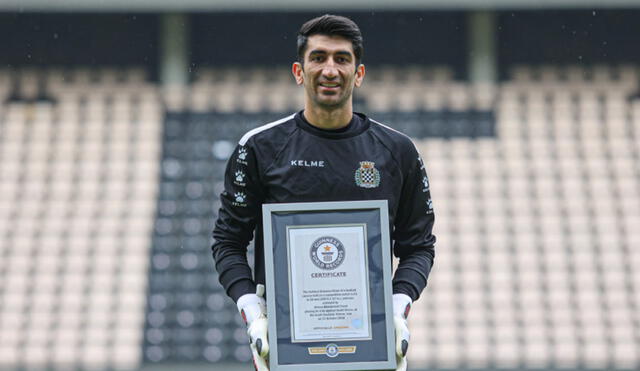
(308, 49, 353, 57)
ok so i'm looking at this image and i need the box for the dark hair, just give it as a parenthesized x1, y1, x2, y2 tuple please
(297, 14, 364, 66)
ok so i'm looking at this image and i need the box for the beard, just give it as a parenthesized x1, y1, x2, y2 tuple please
(308, 83, 354, 110)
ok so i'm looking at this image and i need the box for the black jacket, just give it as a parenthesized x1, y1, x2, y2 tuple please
(212, 111, 436, 302)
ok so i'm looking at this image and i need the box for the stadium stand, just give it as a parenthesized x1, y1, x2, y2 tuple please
(411, 65, 640, 369)
(1, 63, 639, 371)
(0, 67, 161, 370)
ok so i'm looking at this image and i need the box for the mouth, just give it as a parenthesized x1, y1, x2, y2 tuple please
(318, 82, 341, 93)
(319, 81, 340, 87)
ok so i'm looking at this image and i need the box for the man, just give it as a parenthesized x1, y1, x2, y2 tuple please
(212, 14, 436, 371)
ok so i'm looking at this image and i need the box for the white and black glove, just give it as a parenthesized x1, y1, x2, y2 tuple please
(393, 293, 412, 371)
(237, 284, 269, 371)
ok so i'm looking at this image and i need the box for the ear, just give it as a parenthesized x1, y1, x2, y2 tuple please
(354, 64, 366, 88)
(292, 62, 304, 85)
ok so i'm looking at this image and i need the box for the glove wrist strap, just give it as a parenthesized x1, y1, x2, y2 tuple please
(392, 293, 413, 319)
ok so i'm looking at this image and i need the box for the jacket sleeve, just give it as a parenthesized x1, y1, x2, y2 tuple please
(211, 141, 264, 303)
(391, 145, 436, 301)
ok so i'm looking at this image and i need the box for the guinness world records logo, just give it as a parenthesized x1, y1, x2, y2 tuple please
(310, 236, 345, 270)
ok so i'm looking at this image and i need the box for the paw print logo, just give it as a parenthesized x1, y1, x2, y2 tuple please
(235, 171, 245, 183)
(237, 147, 248, 161)
(422, 176, 430, 190)
(234, 192, 246, 203)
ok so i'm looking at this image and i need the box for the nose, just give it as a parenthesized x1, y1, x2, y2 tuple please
(322, 59, 338, 79)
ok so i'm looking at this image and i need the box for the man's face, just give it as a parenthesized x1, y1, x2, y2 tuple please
(293, 34, 365, 110)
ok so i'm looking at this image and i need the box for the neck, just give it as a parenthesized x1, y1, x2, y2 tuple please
(303, 101, 353, 130)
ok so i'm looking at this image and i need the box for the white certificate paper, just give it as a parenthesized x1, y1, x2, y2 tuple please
(287, 224, 371, 342)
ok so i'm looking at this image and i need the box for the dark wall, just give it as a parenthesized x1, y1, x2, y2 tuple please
(190, 11, 467, 77)
(2, 10, 639, 82)
(0, 13, 158, 69)
(498, 9, 640, 74)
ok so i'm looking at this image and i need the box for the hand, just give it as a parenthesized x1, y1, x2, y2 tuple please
(248, 317, 268, 371)
(393, 293, 412, 371)
(237, 285, 269, 371)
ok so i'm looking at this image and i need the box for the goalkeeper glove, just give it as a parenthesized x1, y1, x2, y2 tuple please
(393, 293, 412, 371)
(237, 284, 269, 371)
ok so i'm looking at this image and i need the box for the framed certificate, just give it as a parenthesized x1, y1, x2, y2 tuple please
(262, 200, 396, 371)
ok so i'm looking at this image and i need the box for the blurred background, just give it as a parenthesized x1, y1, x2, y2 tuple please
(0, 0, 639, 370)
